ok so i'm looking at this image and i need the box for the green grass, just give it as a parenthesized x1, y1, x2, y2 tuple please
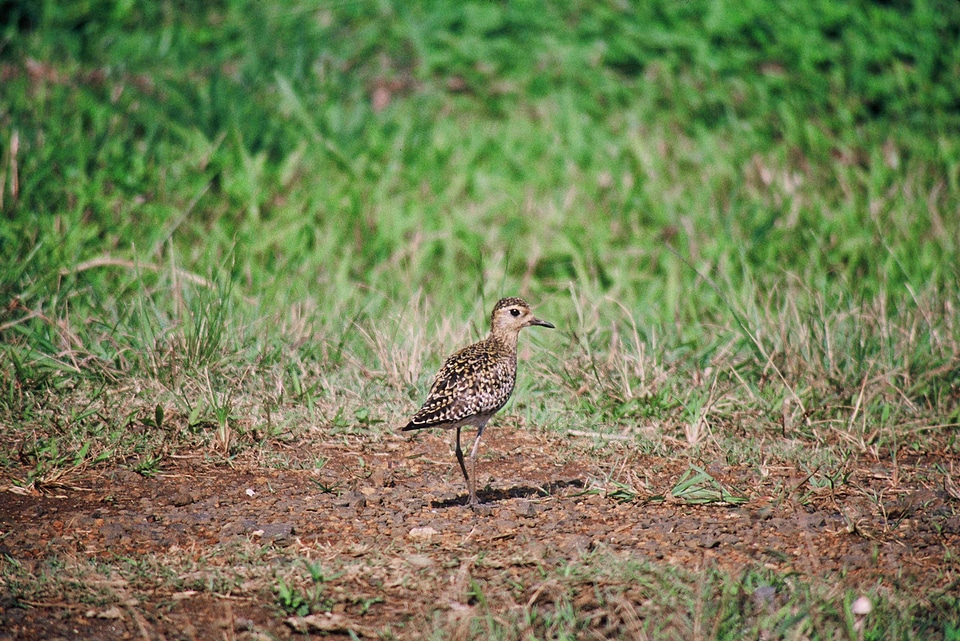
(2, 0, 960, 638)
(432, 552, 960, 641)
(4, 545, 956, 640)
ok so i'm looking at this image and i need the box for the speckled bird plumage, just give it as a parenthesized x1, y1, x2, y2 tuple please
(402, 297, 554, 506)
(403, 338, 517, 429)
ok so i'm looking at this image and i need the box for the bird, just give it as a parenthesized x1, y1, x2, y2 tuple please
(402, 297, 555, 506)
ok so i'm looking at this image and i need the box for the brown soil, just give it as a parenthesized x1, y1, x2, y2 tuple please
(1, 427, 958, 640)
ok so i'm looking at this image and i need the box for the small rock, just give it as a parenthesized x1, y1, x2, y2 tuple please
(285, 613, 372, 636)
(113, 469, 141, 484)
(697, 535, 720, 549)
(171, 492, 195, 507)
(405, 554, 434, 568)
(335, 490, 366, 508)
(219, 519, 257, 540)
(234, 616, 255, 631)
(404, 497, 426, 511)
(472, 504, 494, 516)
(753, 506, 774, 521)
(408, 526, 439, 540)
(257, 522, 294, 543)
(515, 500, 538, 518)
(852, 596, 872, 615)
(707, 459, 725, 475)
(559, 534, 593, 554)
(751, 585, 776, 608)
(943, 516, 960, 534)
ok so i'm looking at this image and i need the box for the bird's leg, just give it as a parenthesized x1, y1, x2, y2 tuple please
(455, 426, 470, 486)
(467, 423, 487, 506)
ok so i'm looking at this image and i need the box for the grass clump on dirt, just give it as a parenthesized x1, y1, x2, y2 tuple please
(1, 0, 960, 639)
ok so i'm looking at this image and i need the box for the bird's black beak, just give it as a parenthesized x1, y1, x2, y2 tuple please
(530, 317, 555, 329)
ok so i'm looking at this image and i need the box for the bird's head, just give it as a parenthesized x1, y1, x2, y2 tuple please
(490, 297, 555, 336)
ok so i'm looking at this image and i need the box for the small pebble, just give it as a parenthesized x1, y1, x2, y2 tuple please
(751, 585, 776, 608)
(515, 500, 537, 518)
(852, 596, 872, 615)
(408, 526, 439, 540)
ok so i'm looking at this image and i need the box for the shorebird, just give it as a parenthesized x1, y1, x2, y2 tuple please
(402, 297, 554, 506)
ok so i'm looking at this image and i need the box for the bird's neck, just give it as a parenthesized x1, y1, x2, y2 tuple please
(487, 329, 520, 353)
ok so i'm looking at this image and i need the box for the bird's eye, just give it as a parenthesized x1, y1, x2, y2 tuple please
(509, 308, 521, 317)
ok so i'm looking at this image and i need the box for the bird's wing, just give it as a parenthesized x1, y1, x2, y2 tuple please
(403, 343, 516, 429)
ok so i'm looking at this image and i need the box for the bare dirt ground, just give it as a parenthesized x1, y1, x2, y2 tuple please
(1, 426, 958, 640)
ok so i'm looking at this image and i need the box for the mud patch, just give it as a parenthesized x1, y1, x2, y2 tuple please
(2, 428, 958, 639)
